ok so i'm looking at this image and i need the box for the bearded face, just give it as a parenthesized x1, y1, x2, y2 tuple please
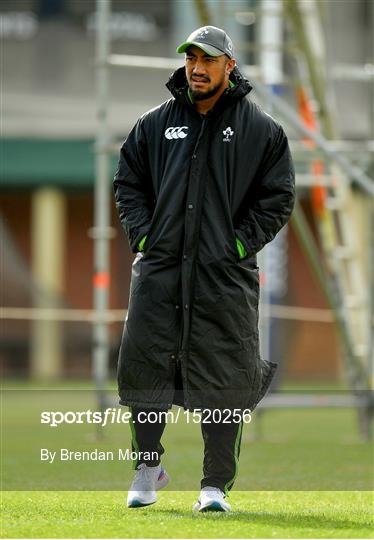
(185, 46, 232, 102)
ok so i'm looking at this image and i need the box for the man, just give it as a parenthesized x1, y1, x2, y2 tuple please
(114, 26, 295, 512)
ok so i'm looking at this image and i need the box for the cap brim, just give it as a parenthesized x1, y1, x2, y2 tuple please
(176, 41, 224, 57)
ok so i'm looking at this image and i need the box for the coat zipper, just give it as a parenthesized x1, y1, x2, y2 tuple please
(176, 116, 207, 366)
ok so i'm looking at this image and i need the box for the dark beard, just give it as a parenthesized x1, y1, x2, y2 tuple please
(190, 81, 223, 101)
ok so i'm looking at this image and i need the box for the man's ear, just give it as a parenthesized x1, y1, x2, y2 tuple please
(226, 58, 236, 75)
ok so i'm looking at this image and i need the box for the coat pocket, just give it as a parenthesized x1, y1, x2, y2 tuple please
(128, 252, 143, 298)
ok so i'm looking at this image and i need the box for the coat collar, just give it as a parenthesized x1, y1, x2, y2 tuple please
(165, 65, 252, 112)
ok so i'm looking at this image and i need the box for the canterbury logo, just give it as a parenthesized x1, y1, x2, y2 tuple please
(165, 126, 189, 140)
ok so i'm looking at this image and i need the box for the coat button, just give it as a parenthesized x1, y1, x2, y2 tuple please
(175, 305, 180, 310)
(171, 354, 176, 360)
(187, 204, 194, 210)
(184, 304, 189, 310)
(183, 254, 187, 260)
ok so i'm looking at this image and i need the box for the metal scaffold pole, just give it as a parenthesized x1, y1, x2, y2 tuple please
(88, 0, 372, 438)
(93, 0, 111, 409)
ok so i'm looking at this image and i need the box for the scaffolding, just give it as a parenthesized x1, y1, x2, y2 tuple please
(93, 0, 373, 437)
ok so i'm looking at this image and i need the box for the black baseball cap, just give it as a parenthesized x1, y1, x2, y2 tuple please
(176, 26, 234, 59)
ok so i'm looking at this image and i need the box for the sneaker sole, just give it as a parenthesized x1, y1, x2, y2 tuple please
(193, 500, 231, 512)
(200, 501, 229, 512)
(127, 498, 157, 508)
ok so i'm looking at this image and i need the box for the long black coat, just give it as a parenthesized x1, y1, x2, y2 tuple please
(114, 66, 295, 411)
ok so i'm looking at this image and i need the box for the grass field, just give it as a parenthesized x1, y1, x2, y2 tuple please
(2, 490, 373, 538)
(2, 381, 373, 538)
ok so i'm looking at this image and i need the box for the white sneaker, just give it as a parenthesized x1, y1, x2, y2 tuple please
(127, 463, 169, 508)
(193, 486, 232, 512)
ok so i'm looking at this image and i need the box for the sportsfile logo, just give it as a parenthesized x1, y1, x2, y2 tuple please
(40, 408, 252, 427)
(165, 126, 189, 140)
(223, 126, 234, 142)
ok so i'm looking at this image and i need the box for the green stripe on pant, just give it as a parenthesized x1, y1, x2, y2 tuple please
(128, 407, 139, 470)
(200, 416, 243, 494)
(224, 421, 243, 496)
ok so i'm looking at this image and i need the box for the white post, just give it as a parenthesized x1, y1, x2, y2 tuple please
(31, 187, 66, 379)
(258, 0, 284, 362)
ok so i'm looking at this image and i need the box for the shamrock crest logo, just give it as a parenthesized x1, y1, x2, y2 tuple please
(222, 126, 234, 142)
(197, 28, 209, 39)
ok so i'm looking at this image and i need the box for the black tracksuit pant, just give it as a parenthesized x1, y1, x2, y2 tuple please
(128, 367, 243, 494)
